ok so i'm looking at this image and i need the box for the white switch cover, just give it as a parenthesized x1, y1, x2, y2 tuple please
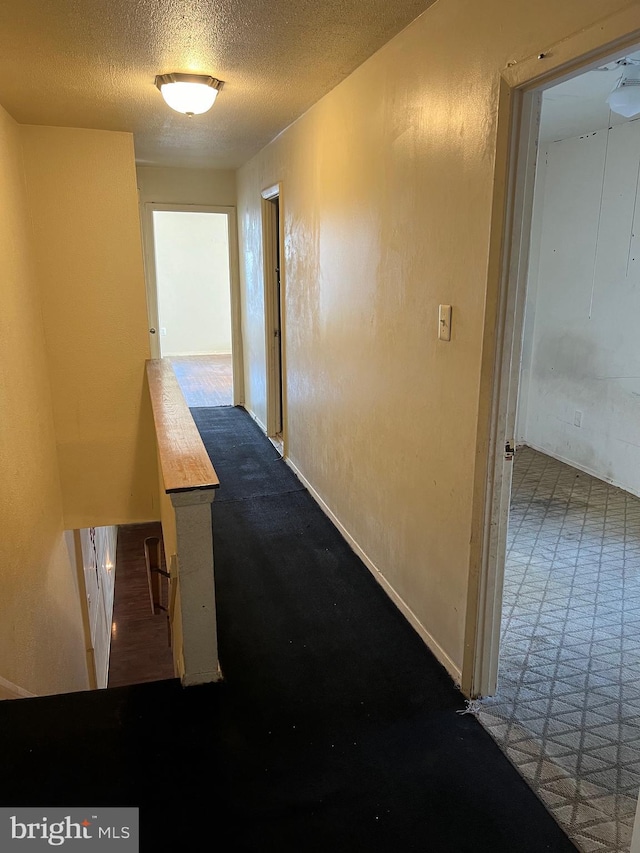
(160, 327, 167, 336)
(438, 304, 452, 341)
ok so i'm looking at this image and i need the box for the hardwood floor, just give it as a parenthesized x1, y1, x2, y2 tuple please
(167, 354, 233, 407)
(108, 523, 175, 688)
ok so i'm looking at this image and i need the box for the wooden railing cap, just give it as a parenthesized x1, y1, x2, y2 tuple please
(146, 359, 220, 494)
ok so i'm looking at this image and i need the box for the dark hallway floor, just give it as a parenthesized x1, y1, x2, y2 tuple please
(0, 408, 578, 852)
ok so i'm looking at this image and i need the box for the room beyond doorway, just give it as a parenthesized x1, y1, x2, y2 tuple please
(142, 202, 244, 407)
(168, 354, 233, 407)
(478, 447, 640, 852)
(153, 210, 232, 360)
(470, 39, 640, 853)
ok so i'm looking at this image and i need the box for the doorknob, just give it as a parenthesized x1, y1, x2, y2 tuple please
(149, 328, 156, 334)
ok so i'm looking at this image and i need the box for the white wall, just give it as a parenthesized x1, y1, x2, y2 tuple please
(153, 211, 232, 356)
(79, 526, 118, 688)
(516, 147, 547, 441)
(517, 119, 640, 495)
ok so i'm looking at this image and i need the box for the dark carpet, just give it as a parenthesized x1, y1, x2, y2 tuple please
(191, 406, 301, 502)
(0, 406, 577, 852)
(195, 406, 576, 852)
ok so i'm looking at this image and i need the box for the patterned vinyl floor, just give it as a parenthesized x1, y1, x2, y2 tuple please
(477, 447, 640, 853)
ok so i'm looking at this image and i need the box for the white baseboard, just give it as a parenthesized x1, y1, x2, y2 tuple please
(243, 407, 283, 454)
(285, 456, 462, 686)
(268, 435, 284, 455)
(0, 675, 36, 700)
(181, 665, 223, 687)
(243, 405, 267, 434)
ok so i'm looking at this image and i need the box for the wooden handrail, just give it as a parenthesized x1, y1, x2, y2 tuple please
(146, 359, 220, 494)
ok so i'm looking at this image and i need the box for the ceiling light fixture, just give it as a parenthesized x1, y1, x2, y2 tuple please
(607, 71, 640, 118)
(154, 73, 224, 116)
(603, 58, 640, 119)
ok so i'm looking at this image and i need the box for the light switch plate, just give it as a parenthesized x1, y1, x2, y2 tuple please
(439, 304, 452, 341)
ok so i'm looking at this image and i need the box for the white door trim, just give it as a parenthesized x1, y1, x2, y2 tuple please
(464, 88, 541, 699)
(463, 9, 640, 699)
(140, 202, 245, 407)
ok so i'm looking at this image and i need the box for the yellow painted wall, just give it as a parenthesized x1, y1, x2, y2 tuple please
(21, 126, 158, 528)
(0, 106, 88, 695)
(237, 0, 636, 679)
(136, 166, 236, 207)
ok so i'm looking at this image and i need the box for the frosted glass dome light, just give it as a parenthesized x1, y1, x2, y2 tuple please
(606, 71, 640, 119)
(155, 73, 223, 116)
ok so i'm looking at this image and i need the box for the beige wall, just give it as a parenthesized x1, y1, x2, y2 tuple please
(21, 126, 158, 529)
(237, 0, 634, 679)
(0, 106, 88, 696)
(136, 166, 236, 207)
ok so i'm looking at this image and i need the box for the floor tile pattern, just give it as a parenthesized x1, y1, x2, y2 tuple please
(477, 447, 640, 853)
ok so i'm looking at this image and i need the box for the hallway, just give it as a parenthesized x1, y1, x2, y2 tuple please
(0, 409, 578, 851)
(187, 406, 577, 851)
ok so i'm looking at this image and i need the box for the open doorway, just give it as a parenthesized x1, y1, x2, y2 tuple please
(143, 203, 243, 408)
(472, 45, 640, 853)
(261, 185, 285, 450)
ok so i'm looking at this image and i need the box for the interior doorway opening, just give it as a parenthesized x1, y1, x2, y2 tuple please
(142, 203, 243, 408)
(153, 210, 231, 355)
(470, 37, 640, 853)
(261, 185, 285, 450)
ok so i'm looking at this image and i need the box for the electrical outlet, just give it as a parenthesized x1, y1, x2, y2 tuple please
(574, 410, 583, 428)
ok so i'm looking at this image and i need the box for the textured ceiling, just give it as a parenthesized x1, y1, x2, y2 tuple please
(0, 0, 435, 169)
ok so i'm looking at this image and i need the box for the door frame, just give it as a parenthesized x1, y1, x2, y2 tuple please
(462, 8, 640, 699)
(261, 183, 286, 452)
(140, 202, 245, 407)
